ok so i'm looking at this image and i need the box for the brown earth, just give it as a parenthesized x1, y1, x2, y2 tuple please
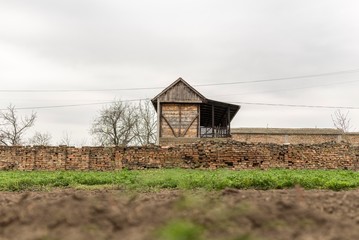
(0, 188, 358, 240)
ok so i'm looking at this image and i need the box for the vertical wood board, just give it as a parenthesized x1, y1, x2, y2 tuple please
(158, 81, 203, 102)
(160, 104, 199, 138)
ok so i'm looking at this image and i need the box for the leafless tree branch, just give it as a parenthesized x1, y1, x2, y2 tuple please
(59, 131, 73, 146)
(90, 100, 157, 146)
(133, 100, 157, 145)
(29, 132, 52, 146)
(90, 101, 138, 146)
(331, 109, 353, 133)
(0, 104, 37, 146)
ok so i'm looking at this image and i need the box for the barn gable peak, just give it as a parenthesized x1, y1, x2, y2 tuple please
(151, 77, 206, 104)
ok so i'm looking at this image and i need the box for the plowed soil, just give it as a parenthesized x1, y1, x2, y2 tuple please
(0, 188, 358, 240)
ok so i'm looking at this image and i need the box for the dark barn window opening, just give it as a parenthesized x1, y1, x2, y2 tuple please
(199, 100, 239, 138)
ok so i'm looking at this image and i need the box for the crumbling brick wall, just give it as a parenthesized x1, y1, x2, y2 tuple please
(0, 140, 358, 171)
(232, 133, 341, 144)
(231, 130, 359, 145)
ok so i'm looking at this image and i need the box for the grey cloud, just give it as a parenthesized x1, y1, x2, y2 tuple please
(1, 0, 359, 143)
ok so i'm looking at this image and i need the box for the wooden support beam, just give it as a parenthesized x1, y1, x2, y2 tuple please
(197, 104, 200, 138)
(179, 104, 182, 137)
(212, 104, 215, 137)
(161, 115, 177, 137)
(182, 114, 199, 137)
(156, 100, 161, 145)
(227, 107, 231, 137)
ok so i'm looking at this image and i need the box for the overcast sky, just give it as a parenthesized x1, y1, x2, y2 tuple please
(1, 0, 359, 145)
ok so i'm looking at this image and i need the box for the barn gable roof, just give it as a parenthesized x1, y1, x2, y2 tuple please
(151, 77, 206, 104)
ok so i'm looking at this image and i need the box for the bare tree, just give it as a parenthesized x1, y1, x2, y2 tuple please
(0, 104, 37, 146)
(133, 100, 157, 145)
(59, 131, 73, 146)
(29, 131, 52, 146)
(90, 101, 138, 146)
(77, 138, 88, 147)
(331, 109, 353, 133)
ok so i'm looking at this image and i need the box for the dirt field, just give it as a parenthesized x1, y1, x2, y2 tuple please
(0, 188, 358, 240)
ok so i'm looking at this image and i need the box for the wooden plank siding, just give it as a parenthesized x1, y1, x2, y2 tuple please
(157, 81, 203, 103)
(161, 104, 199, 138)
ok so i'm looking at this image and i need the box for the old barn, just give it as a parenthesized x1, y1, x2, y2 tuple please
(152, 78, 240, 145)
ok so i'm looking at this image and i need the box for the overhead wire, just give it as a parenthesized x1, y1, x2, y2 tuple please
(1, 67, 359, 92)
(231, 102, 359, 110)
(210, 78, 359, 98)
(0, 98, 149, 111)
(1, 67, 359, 111)
(194, 68, 359, 87)
(1, 98, 358, 111)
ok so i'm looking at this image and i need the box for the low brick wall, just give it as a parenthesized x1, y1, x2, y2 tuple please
(345, 134, 359, 145)
(232, 133, 342, 145)
(230, 128, 359, 145)
(1, 141, 359, 171)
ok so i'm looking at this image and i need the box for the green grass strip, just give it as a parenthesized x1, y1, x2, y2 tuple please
(0, 169, 358, 191)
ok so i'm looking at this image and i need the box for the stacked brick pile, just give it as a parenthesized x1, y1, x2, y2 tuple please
(0, 140, 358, 171)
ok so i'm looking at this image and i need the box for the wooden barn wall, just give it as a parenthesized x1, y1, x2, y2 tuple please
(158, 81, 203, 102)
(161, 104, 198, 138)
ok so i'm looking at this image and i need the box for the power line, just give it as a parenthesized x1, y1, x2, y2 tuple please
(4, 78, 357, 103)
(194, 68, 359, 87)
(5, 78, 357, 105)
(0, 98, 148, 111)
(232, 101, 359, 110)
(0, 87, 164, 93)
(1, 68, 359, 93)
(2, 98, 358, 111)
(210, 78, 359, 98)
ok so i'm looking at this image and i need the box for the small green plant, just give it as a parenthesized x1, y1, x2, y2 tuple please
(231, 234, 254, 240)
(157, 220, 203, 240)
